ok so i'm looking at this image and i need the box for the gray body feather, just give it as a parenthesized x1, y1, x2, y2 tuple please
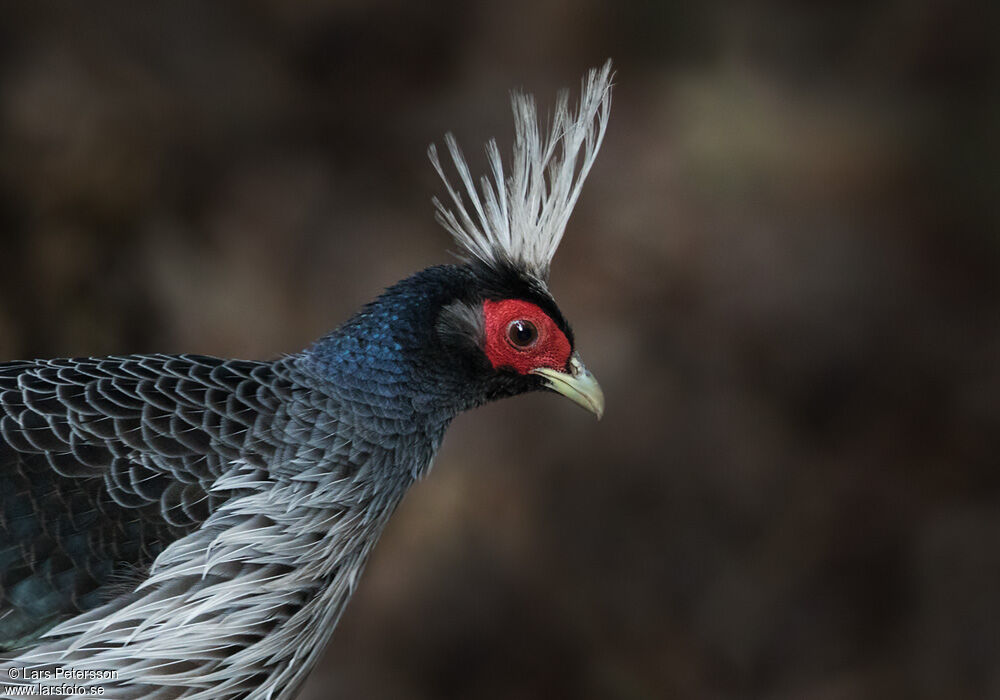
(0, 353, 445, 698)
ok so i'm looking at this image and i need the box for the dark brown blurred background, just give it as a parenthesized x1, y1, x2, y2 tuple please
(1, 1, 997, 698)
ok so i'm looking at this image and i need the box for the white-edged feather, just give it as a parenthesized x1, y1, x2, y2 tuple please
(428, 61, 613, 281)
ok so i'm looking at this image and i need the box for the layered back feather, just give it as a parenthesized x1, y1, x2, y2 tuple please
(429, 60, 613, 281)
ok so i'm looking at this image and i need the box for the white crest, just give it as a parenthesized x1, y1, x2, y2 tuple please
(428, 60, 613, 281)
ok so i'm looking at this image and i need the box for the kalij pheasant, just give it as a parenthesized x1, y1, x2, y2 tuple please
(0, 62, 611, 699)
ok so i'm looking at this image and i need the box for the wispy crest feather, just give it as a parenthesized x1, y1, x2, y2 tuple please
(428, 60, 613, 281)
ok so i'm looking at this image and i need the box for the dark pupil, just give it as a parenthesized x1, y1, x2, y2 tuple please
(507, 319, 537, 347)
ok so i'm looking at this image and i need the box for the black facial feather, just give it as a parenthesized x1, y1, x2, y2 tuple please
(429, 261, 575, 404)
(462, 260, 576, 346)
(436, 299, 485, 352)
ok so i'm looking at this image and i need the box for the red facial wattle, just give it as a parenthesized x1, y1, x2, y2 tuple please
(481, 299, 572, 374)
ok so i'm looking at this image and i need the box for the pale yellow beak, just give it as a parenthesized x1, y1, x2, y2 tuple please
(531, 353, 605, 419)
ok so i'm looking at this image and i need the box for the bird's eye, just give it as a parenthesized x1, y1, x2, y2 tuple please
(506, 319, 538, 348)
